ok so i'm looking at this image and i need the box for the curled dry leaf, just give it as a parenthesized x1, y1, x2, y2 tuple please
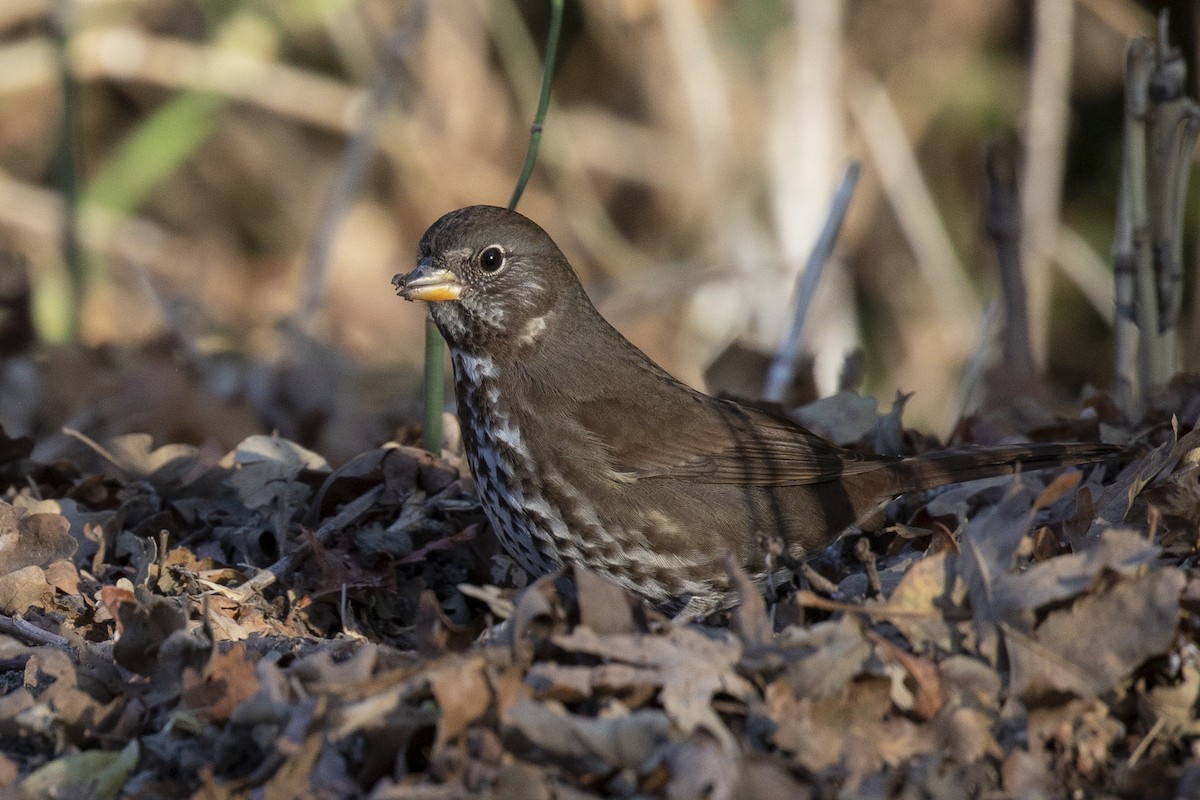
(181, 642, 261, 721)
(884, 550, 965, 653)
(575, 565, 643, 635)
(867, 629, 942, 720)
(791, 390, 880, 445)
(428, 654, 492, 752)
(502, 699, 671, 774)
(551, 624, 753, 748)
(0, 501, 76, 574)
(1008, 566, 1184, 700)
(0, 565, 52, 614)
(100, 586, 190, 675)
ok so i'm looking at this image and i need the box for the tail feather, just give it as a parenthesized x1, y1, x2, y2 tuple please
(889, 442, 1117, 494)
(843, 442, 1118, 524)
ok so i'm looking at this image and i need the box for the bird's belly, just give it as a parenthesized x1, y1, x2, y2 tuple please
(466, 437, 741, 606)
(452, 354, 725, 606)
(465, 432, 659, 590)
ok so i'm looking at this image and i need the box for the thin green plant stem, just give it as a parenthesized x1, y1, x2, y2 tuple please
(421, 0, 563, 454)
(422, 318, 443, 453)
(509, 0, 563, 211)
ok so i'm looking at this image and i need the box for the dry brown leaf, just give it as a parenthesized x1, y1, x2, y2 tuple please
(0, 502, 76, 575)
(1128, 425, 1200, 504)
(509, 570, 568, 648)
(551, 624, 753, 745)
(428, 654, 492, 752)
(257, 730, 347, 800)
(524, 661, 660, 706)
(663, 732, 740, 800)
(101, 587, 189, 675)
(289, 644, 380, 690)
(734, 756, 816, 800)
(922, 475, 1015, 520)
(493, 761, 552, 800)
(958, 479, 1041, 659)
(1015, 567, 1185, 699)
(885, 550, 964, 652)
(0, 565, 52, 614)
(791, 390, 880, 445)
(941, 707, 1003, 764)
(1002, 747, 1055, 795)
(576, 565, 641, 635)
(769, 675, 929, 778)
(489, 658, 532, 722)
(1033, 468, 1083, 510)
(999, 527, 1160, 615)
(1004, 623, 1100, 701)
(938, 655, 1002, 711)
(958, 484, 1172, 677)
(223, 434, 328, 510)
(1025, 699, 1123, 786)
(65, 429, 202, 482)
(198, 607, 249, 644)
(868, 630, 942, 720)
(43, 558, 79, 595)
(181, 642, 261, 721)
(501, 698, 671, 773)
(776, 616, 872, 700)
(23, 647, 124, 746)
(1139, 659, 1200, 737)
(727, 553, 772, 648)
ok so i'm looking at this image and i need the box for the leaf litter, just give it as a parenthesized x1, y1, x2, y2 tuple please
(2, 386, 1200, 799)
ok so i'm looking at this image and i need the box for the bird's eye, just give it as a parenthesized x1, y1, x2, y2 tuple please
(479, 245, 505, 273)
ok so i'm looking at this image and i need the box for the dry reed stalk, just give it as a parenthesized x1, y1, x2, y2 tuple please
(1020, 0, 1075, 371)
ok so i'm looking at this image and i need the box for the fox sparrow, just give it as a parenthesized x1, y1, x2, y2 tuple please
(394, 205, 1114, 612)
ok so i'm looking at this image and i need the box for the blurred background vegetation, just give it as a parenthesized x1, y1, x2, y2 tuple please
(0, 0, 1194, 465)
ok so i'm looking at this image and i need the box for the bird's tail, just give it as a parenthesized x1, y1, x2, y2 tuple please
(885, 441, 1117, 494)
(842, 441, 1118, 526)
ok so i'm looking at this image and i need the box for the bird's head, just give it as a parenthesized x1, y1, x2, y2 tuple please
(393, 205, 582, 353)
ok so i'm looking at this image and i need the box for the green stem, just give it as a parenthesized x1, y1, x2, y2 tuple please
(508, 0, 563, 212)
(422, 318, 443, 453)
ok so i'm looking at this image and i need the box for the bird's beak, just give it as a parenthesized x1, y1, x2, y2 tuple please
(392, 256, 464, 302)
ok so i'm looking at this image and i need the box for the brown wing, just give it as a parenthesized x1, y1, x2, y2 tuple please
(575, 389, 897, 487)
